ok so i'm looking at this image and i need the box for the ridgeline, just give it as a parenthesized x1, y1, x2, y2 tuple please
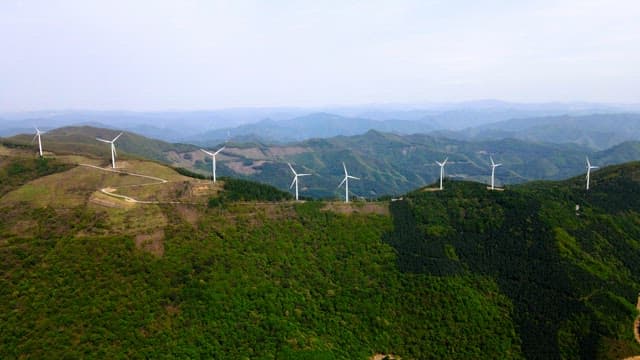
(1, 143, 640, 359)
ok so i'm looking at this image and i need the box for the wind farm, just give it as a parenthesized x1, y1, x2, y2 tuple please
(1, 122, 639, 360)
(338, 162, 360, 203)
(32, 127, 44, 157)
(96, 132, 123, 169)
(288, 162, 310, 201)
(201, 146, 225, 183)
(586, 156, 599, 190)
(435, 157, 448, 190)
(488, 156, 503, 191)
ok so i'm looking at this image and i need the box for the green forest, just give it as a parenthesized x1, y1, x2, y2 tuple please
(1, 152, 640, 358)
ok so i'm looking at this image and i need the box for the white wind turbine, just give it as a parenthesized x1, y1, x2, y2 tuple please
(96, 132, 123, 169)
(490, 156, 502, 190)
(586, 156, 598, 190)
(435, 157, 448, 190)
(201, 146, 225, 183)
(288, 163, 311, 201)
(338, 162, 360, 203)
(32, 127, 43, 157)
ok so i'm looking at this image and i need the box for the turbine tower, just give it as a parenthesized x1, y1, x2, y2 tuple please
(586, 156, 598, 190)
(201, 146, 225, 183)
(338, 162, 360, 203)
(32, 127, 43, 157)
(288, 163, 311, 201)
(490, 156, 502, 190)
(435, 157, 448, 190)
(96, 132, 123, 169)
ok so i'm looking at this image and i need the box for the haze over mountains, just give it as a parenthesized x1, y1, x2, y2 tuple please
(2, 100, 639, 142)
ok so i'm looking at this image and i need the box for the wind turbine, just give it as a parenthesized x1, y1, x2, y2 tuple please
(338, 162, 360, 203)
(32, 127, 43, 157)
(96, 132, 123, 169)
(586, 156, 598, 190)
(201, 146, 225, 183)
(288, 163, 311, 201)
(490, 156, 502, 190)
(435, 157, 448, 190)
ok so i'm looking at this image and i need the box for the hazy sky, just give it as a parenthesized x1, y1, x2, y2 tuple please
(1, 0, 639, 111)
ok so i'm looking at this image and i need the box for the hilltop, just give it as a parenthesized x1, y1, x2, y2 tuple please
(2, 140, 640, 358)
(8, 125, 640, 200)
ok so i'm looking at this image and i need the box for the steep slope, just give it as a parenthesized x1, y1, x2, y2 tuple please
(385, 162, 640, 359)
(0, 147, 522, 359)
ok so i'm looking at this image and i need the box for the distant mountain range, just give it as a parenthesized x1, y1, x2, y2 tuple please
(438, 113, 640, 150)
(5, 125, 640, 199)
(184, 112, 435, 144)
(2, 100, 638, 143)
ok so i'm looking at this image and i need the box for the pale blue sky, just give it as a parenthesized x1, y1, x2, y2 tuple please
(1, 0, 639, 111)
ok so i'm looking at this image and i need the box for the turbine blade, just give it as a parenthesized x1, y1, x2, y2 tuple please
(96, 138, 111, 143)
(495, 163, 502, 167)
(443, 157, 448, 165)
(214, 146, 226, 155)
(343, 162, 348, 176)
(288, 162, 297, 175)
(586, 156, 591, 167)
(435, 161, 442, 166)
(349, 176, 360, 180)
(31, 134, 37, 144)
(290, 176, 297, 189)
(338, 177, 347, 188)
(112, 132, 123, 142)
(201, 149, 214, 156)
(298, 173, 311, 176)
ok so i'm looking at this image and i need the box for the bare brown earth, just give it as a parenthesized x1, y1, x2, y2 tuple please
(223, 147, 268, 160)
(225, 160, 267, 175)
(135, 230, 165, 257)
(265, 146, 310, 157)
(175, 204, 200, 226)
(321, 202, 389, 216)
(370, 354, 400, 360)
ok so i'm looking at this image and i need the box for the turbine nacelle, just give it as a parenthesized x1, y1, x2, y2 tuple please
(288, 162, 311, 201)
(490, 156, 502, 168)
(96, 132, 123, 168)
(201, 146, 226, 183)
(585, 156, 598, 190)
(339, 162, 359, 202)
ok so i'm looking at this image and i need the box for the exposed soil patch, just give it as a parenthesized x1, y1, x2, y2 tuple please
(8, 220, 38, 238)
(224, 147, 267, 160)
(135, 229, 165, 257)
(89, 192, 131, 209)
(176, 204, 200, 226)
(226, 160, 267, 175)
(165, 304, 180, 316)
(321, 202, 389, 216)
(265, 146, 310, 157)
(370, 354, 400, 360)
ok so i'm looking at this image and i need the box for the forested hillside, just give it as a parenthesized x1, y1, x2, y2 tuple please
(2, 143, 640, 359)
(385, 163, 640, 359)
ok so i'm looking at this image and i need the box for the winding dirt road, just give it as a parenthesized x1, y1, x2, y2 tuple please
(80, 164, 185, 204)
